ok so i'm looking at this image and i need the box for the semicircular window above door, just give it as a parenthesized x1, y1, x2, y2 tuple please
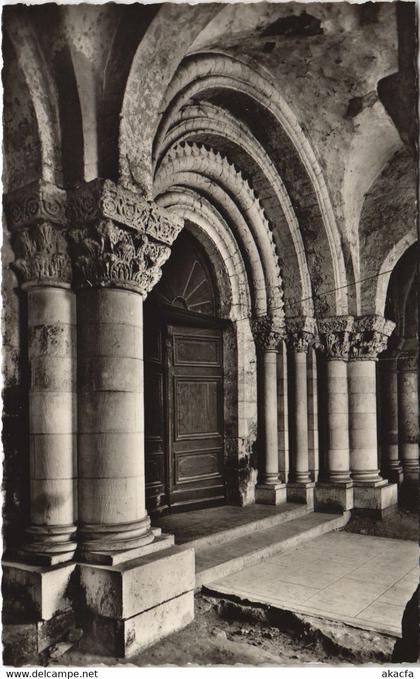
(150, 230, 216, 317)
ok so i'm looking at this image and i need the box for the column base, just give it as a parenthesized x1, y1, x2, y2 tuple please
(16, 550, 75, 567)
(315, 482, 354, 513)
(78, 517, 155, 556)
(255, 483, 287, 505)
(384, 465, 404, 485)
(353, 481, 398, 517)
(2, 558, 77, 665)
(79, 529, 174, 566)
(287, 482, 315, 507)
(78, 543, 195, 657)
(20, 525, 77, 566)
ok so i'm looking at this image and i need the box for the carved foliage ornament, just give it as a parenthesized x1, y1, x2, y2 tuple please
(349, 316, 396, 360)
(67, 180, 183, 245)
(12, 222, 71, 285)
(4, 181, 67, 230)
(6, 179, 183, 293)
(286, 316, 316, 353)
(318, 316, 354, 360)
(251, 315, 285, 351)
(69, 219, 171, 296)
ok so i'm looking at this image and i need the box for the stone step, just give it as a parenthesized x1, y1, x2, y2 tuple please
(186, 503, 310, 551)
(196, 511, 350, 588)
(155, 502, 311, 551)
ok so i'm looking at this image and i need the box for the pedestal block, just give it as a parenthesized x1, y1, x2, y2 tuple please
(255, 483, 287, 505)
(80, 592, 194, 659)
(353, 482, 398, 518)
(287, 482, 315, 507)
(2, 560, 77, 664)
(78, 545, 195, 657)
(315, 482, 354, 513)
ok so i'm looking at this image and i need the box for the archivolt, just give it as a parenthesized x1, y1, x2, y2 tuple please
(156, 187, 251, 322)
(154, 142, 284, 323)
(154, 51, 349, 315)
(375, 228, 418, 317)
(155, 101, 313, 317)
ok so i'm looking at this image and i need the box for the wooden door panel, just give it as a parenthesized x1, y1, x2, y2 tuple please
(168, 325, 225, 506)
(174, 336, 221, 366)
(174, 379, 221, 439)
(144, 323, 167, 510)
(176, 450, 222, 483)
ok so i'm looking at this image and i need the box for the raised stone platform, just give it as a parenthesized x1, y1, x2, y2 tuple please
(204, 532, 418, 638)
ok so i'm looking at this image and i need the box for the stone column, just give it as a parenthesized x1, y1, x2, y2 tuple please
(286, 317, 316, 506)
(277, 340, 289, 484)
(252, 315, 286, 504)
(398, 351, 419, 499)
(68, 179, 183, 561)
(348, 315, 398, 513)
(316, 316, 354, 512)
(380, 349, 403, 484)
(6, 182, 77, 564)
(307, 347, 319, 482)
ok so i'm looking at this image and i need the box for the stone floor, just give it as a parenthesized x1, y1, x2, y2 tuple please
(205, 532, 419, 637)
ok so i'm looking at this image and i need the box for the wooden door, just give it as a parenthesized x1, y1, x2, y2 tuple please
(166, 324, 225, 508)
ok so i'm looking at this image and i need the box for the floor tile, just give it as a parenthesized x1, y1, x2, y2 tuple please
(206, 529, 415, 636)
(356, 600, 404, 629)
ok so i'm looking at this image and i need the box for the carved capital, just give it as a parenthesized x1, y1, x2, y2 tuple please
(318, 315, 354, 360)
(11, 221, 71, 287)
(69, 219, 172, 296)
(349, 315, 396, 361)
(286, 316, 316, 353)
(68, 180, 183, 296)
(5, 182, 70, 287)
(251, 315, 285, 351)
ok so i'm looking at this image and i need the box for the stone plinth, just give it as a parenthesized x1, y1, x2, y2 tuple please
(80, 592, 194, 658)
(287, 482, 315, 507)
(2, 560, 77, 664)
(315, 482, 354, 512)
(353, 481, 398, 518)
(255, 483, 287, 505)
(78, 545, 195, 657)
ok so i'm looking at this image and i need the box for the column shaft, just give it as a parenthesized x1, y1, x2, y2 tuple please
(381, 357, 402, 477)
(326, 359, 351, 482)
(349, 360, 382, 483)
(78, 288, 153, 555)
(25, 286, 77, 559)
(307, 348, 319, 482)
(262, 350, 279, 483)
(277, 342, 289, 483)
(293, 351, 311, 483)
(398, 356, 419, 480)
